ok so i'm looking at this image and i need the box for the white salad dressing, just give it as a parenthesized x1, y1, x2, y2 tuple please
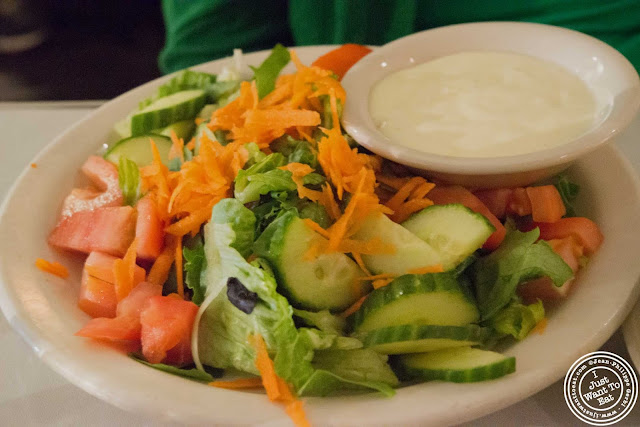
(369, 51, 597, 157)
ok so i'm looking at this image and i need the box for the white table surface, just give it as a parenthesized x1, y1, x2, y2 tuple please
(1, 104, 640, 426)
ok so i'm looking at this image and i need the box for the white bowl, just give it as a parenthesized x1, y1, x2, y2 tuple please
(2, 46, 640, 426)
(342, 22, 640, 188)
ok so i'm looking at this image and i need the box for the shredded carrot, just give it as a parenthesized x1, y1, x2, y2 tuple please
(372, 278, 394, 289)
(407, 264, 444, 275)
(175, 235, 184, 298)
(302, 218, 330, 239)
(383, 176, 435, 222)
(319, 184, 341, 220)
(532, 317, 548, 335)
(340, 295, 368, 318)
(147, 236, 175, 287)
(352, 252, 371, 276)
(328, 88, 340, 131)
(391, 198, 434, 223)
(113, 238, 138, 301)
(186, 138, 196, 151)
(35, 258, 69, 278)
(30, 163, 37, 169)
(209, 377, 264, 389)
(358, 273, 396, 282)
(376, 174, 409, 191)
(280, 163, 322, 201)
(168, 130, 185, 163)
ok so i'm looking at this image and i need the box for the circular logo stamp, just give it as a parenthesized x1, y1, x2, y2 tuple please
(564, 351, 638, 425)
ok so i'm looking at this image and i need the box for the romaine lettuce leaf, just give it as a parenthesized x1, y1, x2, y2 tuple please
(272, 136, 318, 168)
(130, 354, 221, 382)
(183, 240, 206, 305)
(554, 174, 580, 217)
(293, 308, 346, 335)
(194, 219, 397, 396)
(117, 157, 141, 206)
(484, 299, 545, 340)
(210, 199, 256, 258)
(472, 228, 573, 320)
(251, 44, 291, 99)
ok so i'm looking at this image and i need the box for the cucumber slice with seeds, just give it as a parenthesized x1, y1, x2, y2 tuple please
(104, 134, 172, 167)
(397, 347, 516, 383)
(254, 211, 365, 312)
(353, 213, 442, 275)
(402, 204, 494, 270)
(349, 272, 479, 332)
(131, 89, 206, 136)
(361, 324, 489, 354)
(157, 120, 196, 140)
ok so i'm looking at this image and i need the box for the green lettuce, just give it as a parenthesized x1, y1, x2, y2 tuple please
(210, 199, 256, 258)
(194, 219, 397, 396)
(293, 308, 346, 335)
(484, 299, 545, 340)
(117, 157, 141, 206)
(183, 240, 206, 305)
(554, 174, 580, 217)
(131, 354, 221, 382)
(272, 136, 318, 168)
(251, 44, 291, 99)
(472, 228, 573, 320)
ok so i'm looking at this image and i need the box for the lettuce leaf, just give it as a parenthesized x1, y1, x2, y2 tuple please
(272, 136, 318, 168)
(293, 308, 346, 335)
(484, 299, 545, 340)
(210, 199, 256, 258)
(130, 354, 220, 382)
(183, 241, 206, 305)
(554, 174, 580, 217)
(472, 228, 573, 320)
(251, 44, 291, 99)
(194, 219, 398, 396)
(117, 157, 141, 206)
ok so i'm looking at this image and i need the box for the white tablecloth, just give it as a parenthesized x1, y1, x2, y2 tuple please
(1, 104, 639, 426)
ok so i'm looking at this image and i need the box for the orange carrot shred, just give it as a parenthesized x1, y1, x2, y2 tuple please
(30, 163, 37, 168)
(147, 236, 175, 287)
(35, 258, 69, 278)
(407, 264, 444, 275)
(372, 278, 394, 289)
(168, 130, 185, 164)
(113, 238, 138, 301)
(352, 252, 371, 276)
(532, 317, 548, 335)
(209, 377, 264, 390)
(175, 235, 184, 298)
(340, 295, 368, 318)
(249, 334, 310, 426)
(302, 218, 330, 238)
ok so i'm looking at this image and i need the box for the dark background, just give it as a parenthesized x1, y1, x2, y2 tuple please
(1, 0, 165, 101)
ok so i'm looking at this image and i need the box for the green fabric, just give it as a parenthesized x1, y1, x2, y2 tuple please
(160, 0, 640, 74)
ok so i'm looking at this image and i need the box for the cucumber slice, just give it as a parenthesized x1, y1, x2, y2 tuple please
(353, 213, 442, 275)
(361, 324, 489, 354)
(157, 120, 196, 140)
(197, 103, 218, 120)
(104, 134, 172, 167)
(397, 347, 516, 383)
(254, 211, 365, 312)
(402, 204, 495, 270)
(131, 89, 207, 136)
(350, 272, 479, 332)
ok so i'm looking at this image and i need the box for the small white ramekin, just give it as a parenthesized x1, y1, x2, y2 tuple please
(341, 22, 640, 188)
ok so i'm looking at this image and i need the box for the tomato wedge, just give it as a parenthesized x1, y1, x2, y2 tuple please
(78, 269, 118, 318)
(61, 156, 123, 217)
(529, 217, 603, 255)
(526, 185, 565, 223)
(474, 188, 512, 219)
(75, 315, 141, 341)
(140, 296, 198, 364)
(135, 196, 165, 261)
(116, 281, 163, 318)
(84, 251, 146, 286)
(428, 186, 506, 250)
(311, 44, 372, 80)
(49, 206, 136, 257)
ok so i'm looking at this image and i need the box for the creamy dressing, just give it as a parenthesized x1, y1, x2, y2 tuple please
(369, 51, 597, 157)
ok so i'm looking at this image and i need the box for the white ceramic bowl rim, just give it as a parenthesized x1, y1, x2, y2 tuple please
(342, 21, 640, 175)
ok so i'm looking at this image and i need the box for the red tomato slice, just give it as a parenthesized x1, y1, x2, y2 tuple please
(140, 296, 198, 364)
(507, 188, 532, 217)
(61, 156, 123, 217)
(428, 186, 506, 250)
(116, 282, 163, 318)
(474, 188, 512, 219)
(78, 269, 117, 318)
(49, 206, 136, 257)
(530, 217, 603, 255)
(164, 333, 193, 367)
(518, 276, 574, 303)
(84, 251, 146, 286)
(75, 315, 141, 341)
(135, 196, 165, 261)
(311, 44, 372, 80)
(526, 185, 565, 223)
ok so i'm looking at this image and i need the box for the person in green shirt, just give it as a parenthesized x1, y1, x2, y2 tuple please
(159, 0, 640, 74)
